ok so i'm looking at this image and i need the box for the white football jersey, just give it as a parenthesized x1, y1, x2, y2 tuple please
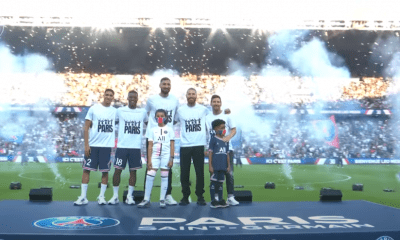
(148, 126, 175, 156)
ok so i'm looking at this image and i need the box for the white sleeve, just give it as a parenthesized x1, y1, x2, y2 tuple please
(115, 109, 120, 122)
(145, 98, 152, 113)
(227, 114, 236, 129)
(174, 108, 180, 122)
(85, 106, 94, 121)
(175, 98, 179, 112)
(169, 127, 175, 140)
(204, 106, 210, 116)
(143, 110, 149, 122)
(148, 128, 154, 141)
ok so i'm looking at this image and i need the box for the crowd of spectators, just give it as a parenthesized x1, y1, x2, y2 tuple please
(1, 113, 399, 159)
(59, 73, 394, 108)
(0, 73, 399, 159)
(241, 116, 397, 159)
(62, 73, 151, 107)
(0, 113, 84, 158)
(0, 72, 394, 108)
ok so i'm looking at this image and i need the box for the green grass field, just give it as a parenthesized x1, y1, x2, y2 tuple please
(1, 162, 400, 208)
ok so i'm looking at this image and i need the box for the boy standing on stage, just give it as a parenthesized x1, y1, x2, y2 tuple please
(108, 90, 148, 205)
(74, 89, 117, 205)
(138, 109, 175, 208)
(208, 119, 230, 208)
(205, 95, 239, 205)
(144, 77, 179, 205)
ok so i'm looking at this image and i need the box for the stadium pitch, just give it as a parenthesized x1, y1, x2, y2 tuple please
(1, 162, 400, 208)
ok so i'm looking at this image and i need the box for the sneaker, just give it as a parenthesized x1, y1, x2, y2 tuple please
(108, 196, 119, 205)
(137, 200, 151, 208)
(74, 196, 88, 206)
(165, 195, 178, 205)
(210, 200, 219, 208)
(125, 196, 135, 205)
(97, 196, 107, 205)
(160, 200, 166, 208)
(197, 197, 206, 206)
(227, 196, 240, 206)
(218, 199, 229, 208)
(179, 197, 190, 206)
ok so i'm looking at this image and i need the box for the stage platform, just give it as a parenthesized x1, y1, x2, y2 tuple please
(0, 200, 399, 240)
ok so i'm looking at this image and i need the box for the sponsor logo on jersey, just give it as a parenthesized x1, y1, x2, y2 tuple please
(98, 119, 114, 133)
(124, 120, 141, 134)
(33, 216, 119, 230)
(185, 119, 202, 132)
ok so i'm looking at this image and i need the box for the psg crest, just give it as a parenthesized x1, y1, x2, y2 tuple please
(33, 216, 120, 230)
(315, 119, 336, 142)
(312, 115, 339, 148)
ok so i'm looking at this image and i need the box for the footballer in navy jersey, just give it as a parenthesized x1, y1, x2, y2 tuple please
(208, 119, 230, 208)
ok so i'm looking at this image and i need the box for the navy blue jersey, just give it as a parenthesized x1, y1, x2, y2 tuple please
(208, 135, 229, 171)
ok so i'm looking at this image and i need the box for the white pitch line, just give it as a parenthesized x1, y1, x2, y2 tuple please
(18, 172, 82, 185)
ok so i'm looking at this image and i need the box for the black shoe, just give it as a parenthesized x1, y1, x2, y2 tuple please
(218, 199, 229, 208)
(197, 197, 206, 206)
(210, 200, 219, 208)
(179, 198, 190, 206)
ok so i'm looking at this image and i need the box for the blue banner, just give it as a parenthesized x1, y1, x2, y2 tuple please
(1, 134, 23, 144)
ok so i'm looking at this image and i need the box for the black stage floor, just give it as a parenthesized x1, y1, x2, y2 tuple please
(0, 200, 399, 240)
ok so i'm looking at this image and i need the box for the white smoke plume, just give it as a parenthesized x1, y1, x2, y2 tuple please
(222, 30, 352, 162)
(372, 35, 400, 158)
(219, 62, 274, 144)
(0, 43, 67, 183)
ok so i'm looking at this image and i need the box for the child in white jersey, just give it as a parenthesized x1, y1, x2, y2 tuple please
(138, 109, 175, 208)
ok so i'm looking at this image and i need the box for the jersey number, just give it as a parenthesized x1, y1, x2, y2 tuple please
(86, 159, 91, 165)
(116, 158, 123, 166)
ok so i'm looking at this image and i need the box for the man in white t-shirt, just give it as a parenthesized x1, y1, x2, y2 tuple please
(205, 95, 239, 206)
(175, 88, 209, 206)
(108, 90, 148, 205)
(74, 89, 117, 206)
(144, 77, 179, 205)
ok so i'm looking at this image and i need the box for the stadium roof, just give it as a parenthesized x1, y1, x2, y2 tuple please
(0, 0, 399, 19)
(1, 0, 400, 30)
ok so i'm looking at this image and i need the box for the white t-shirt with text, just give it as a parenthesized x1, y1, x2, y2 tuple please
(85, 104, 117, 148)
(145, 94, 179, 138)
(175, 104, 209, 147)
(116, 106, 148, 149)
